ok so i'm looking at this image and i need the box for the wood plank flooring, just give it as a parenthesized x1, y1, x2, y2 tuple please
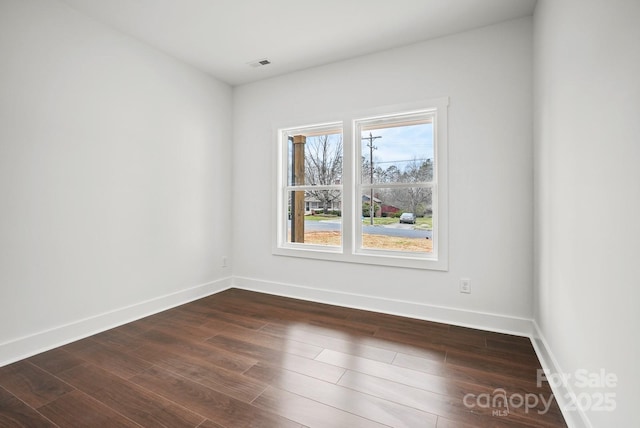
(0, 288, 567, 427)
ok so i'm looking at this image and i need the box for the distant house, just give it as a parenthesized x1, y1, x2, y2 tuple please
(305, 194, 387, 216)
(305, 196, 341, 214)
(304, 194, 398, 216)
(381, 204, 400, 217)
(361, 194, 383, 217)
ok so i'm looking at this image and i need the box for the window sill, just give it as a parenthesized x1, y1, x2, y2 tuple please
(272, 245, 448, 271)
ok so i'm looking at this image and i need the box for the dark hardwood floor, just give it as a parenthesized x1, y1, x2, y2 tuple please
(0, 288, 567, 427)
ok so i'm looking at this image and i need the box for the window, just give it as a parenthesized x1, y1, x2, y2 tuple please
(274, 98, 448, 270)
(280, 123, 343, 250)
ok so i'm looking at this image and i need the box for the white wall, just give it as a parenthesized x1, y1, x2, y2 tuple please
(0, 0, 232, 363)
(533, 0, 640, 426)
(232, 18, 534, 331)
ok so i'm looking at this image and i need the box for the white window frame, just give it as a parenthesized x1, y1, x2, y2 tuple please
(273, 98, 448, 271)
(275, 122, 344, 255)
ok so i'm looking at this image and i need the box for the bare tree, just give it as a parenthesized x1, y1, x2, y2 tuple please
(305, 134, 342, 213)
(382, 159, 433, 216)
(399, 158, 433, 215)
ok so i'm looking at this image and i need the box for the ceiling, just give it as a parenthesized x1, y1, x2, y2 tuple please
(59, 0, 537, 86)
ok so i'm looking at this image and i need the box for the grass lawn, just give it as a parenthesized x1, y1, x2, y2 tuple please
(302, 231, 433, 252)
(304, 214, 340, 221)
(361, 216, 432, 229)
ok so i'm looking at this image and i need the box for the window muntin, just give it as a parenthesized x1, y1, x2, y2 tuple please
(274, 99, 448, 270)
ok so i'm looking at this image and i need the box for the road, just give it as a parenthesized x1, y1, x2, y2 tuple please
(300, 220, 433, 239)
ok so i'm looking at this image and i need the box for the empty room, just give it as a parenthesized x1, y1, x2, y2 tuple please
(0, 0, 638, 427)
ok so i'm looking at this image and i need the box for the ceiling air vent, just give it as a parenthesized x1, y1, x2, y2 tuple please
(247, 58, 271, 68)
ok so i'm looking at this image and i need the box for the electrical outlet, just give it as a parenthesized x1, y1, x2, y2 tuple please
(222, 256, 228, 267)
(460, 278, 471, 294)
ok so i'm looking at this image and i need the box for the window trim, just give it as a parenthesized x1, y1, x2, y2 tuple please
(273, 98, 449, 271)
(354, 110, 439, 260)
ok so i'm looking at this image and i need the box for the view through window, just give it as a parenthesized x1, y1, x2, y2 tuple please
(357, 113, 435, 254)
(276, 99, 448, 270)
(283, 125, 343, 248)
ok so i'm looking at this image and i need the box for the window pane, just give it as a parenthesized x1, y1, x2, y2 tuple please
(361, 122, 433, 184)
(360, 188, 432, 253)
(287, 132, 342, 186)
(287, 191, 342, 247)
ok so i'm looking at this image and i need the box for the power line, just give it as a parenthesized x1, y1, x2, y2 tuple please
(372, 158, 432, 165)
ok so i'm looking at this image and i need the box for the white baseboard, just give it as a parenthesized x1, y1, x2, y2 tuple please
(0, 276, 232, 367)
(232, 276, 534, 337)
(531, 321, 592, 428)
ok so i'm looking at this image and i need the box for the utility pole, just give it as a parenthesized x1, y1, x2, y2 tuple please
(362, 132, 381, 225)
